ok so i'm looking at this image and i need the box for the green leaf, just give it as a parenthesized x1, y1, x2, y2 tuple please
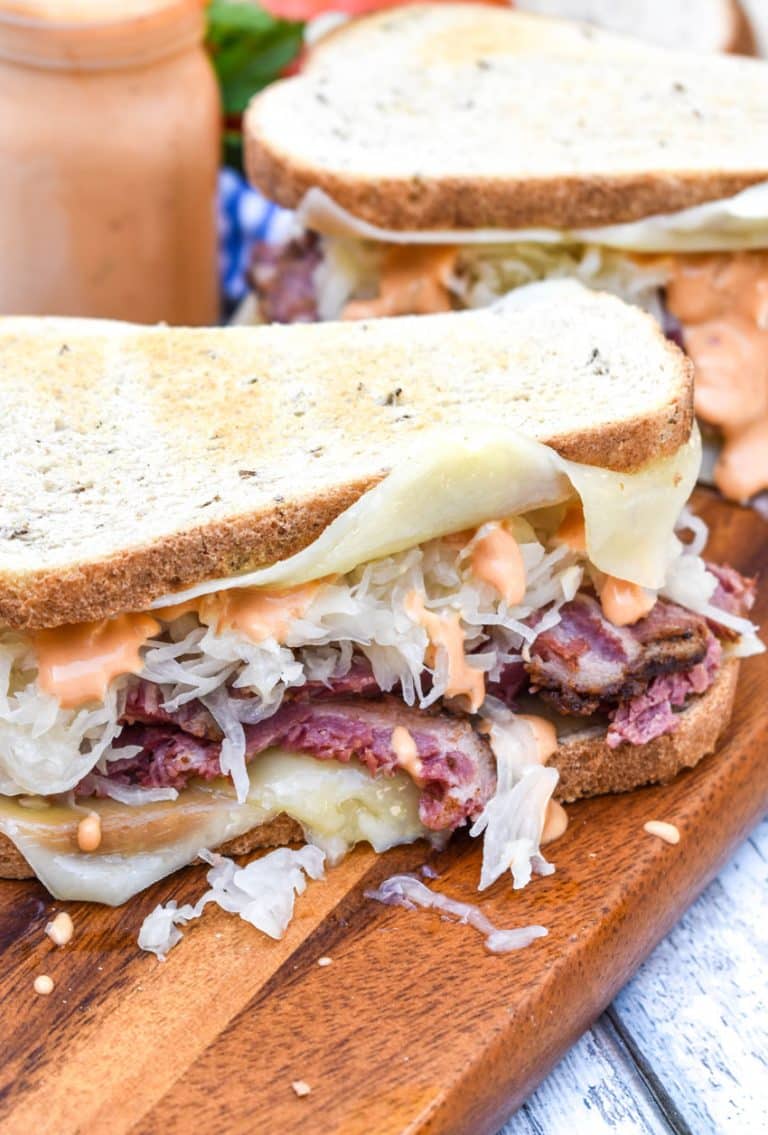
(206, 0, 304, 117)
(207, 0, 283, 34)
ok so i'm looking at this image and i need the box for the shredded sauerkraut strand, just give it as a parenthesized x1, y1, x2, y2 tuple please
(313, 235, 671, 322)
(664, 512, 763, 657)
(365, 874, 547, 954)
(470, 708, 558, 891)
(138, 845, 326, 959)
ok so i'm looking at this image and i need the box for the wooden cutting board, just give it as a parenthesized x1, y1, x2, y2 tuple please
(1, 490, 766, 1135)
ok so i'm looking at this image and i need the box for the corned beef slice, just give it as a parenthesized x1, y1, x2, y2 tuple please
(706, 561, 757, 640)
(249, 233, 321, 324)
(122, 681, 221, 740)
(81, 565, 753, 809)
(78, 725, 222, 796)
(606, 635, 722, 748)
(525, 594, 712, 715)
(82, 692, 495, 832)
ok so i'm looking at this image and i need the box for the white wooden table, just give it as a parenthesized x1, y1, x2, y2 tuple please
(498, 815, 768, 1133)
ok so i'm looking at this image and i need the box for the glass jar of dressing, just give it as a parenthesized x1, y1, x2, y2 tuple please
(0, 1, 220, 324)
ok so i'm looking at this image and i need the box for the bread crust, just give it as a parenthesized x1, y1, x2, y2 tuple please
(0, 661, 738, 882)
(0, 478, 377, 631)
(246, 144, 767, 234)
(552, 658, 739, 801)
(243, 1, 768, 231)
(0, 303, 692, 630)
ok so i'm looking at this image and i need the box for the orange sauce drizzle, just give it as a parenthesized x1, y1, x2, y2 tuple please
(199, 579, 327, 643)
(32, 613, 160, 708)
(342, 245, 457, 320)
(405, 591, 485, 713)
(598, 576, 657, 628)
(516, 714, 558, 763)
(470, 523, 526, 605)
(665, 251, 768, 501)
(553, 502, 587, 554)
(390, 725, 425, 786)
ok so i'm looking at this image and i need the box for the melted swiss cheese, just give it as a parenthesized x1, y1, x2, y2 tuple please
(153, 427, 701, 608)
(298, 183, 768, 253)
(0, 753, 427, 905)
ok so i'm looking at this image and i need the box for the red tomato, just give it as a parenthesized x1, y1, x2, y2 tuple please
(262, 0, 510, 23)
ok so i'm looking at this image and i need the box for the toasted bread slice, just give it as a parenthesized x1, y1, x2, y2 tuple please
(0, 286, 691, 630)
(516, 0, 755, 55)
(244, 4, 768, 231)
(0, 660, 737, 881)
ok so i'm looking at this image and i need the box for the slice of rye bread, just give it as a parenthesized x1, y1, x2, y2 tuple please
(0, 660, 738, 881)
(515, 0, 755, 56)
(0, 285, 692, 630)
(0, 814, 306, 882)
(243, 3, 768, 231)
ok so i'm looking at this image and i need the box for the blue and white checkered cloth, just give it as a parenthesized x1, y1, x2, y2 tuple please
(218, 167, 296, 307)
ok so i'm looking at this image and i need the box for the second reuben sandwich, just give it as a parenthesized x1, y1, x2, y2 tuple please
(243, 3, 768, 504)
(515, 0, 755, 55)
(0, 282, 760, 906)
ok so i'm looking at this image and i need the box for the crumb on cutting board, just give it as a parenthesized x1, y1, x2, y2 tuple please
(45, 911, 74, 947)
(644, 820, 681, 845)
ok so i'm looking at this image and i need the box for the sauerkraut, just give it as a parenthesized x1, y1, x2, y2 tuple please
(0, 631, 123, 796)
(0, 516, 586, 799)
(452, 243, 669, 321)
(313, 235, 671, 322)
(0, 507, 760, 806)
(138, 844, 326, 959)
(471, 707, 559, 891)
(365, 873, 548, 954)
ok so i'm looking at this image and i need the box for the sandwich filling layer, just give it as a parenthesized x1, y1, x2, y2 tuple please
(0, 483, 759, 903)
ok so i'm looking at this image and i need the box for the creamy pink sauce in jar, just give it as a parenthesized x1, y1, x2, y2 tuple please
(0, 0, 220, 324)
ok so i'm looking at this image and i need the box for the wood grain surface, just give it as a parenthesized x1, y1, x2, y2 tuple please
(0, 490, 765, 1135)
(506, 816, 768, 1135)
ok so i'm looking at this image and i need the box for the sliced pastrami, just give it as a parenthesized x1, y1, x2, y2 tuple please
(607, 635, 722, 748)
(249, 232, 322, 324)
(80, 725, 221, 795)
(486, 661, 527, 708)
(526, 594, 710, 716)
(706, 561, 757, 640)
(122, 681, 221, 741)
(80, 697, 495, 832)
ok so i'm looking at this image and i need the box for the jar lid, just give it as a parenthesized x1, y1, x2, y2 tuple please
(0, 0, 207, 66)
(0, 0, 204, 26)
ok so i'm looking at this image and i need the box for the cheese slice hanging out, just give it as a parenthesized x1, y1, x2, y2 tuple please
(0, 754, 427, 905)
